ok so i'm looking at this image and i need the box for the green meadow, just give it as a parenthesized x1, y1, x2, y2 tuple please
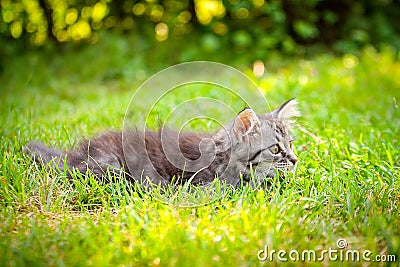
(0, 37, 399, 266)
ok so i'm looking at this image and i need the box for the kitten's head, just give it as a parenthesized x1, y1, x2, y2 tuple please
(214, 99, 300, 184)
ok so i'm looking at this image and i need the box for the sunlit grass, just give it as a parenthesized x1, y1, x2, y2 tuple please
(0, 41, 399, 266)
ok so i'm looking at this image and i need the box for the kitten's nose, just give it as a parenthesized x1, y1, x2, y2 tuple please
(289, 156, 298, 165)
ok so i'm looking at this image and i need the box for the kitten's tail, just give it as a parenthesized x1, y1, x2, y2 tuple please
(24, 141, 65, 168)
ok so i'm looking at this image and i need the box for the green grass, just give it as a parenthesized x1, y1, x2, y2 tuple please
(0, 39, 399, 266)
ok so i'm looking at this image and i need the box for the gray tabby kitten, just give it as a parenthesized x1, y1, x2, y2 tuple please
(25, 99, 300, 187)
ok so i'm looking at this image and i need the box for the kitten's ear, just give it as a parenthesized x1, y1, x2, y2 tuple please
(272, 99, 300, 124)
(233, 108, 260, 138)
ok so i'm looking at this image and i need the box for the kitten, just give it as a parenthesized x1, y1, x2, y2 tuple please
(25, 99, 300, 188)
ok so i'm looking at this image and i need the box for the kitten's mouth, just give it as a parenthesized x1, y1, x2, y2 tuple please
(246, 160, 295, 180)
(247, 164, 289, 179)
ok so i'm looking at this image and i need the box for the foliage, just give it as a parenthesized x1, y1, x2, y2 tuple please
(0, 39, 399, 265)
(1, 0, 400, 56)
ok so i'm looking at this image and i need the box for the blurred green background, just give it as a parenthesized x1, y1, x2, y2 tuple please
(1, 0, 400, 66)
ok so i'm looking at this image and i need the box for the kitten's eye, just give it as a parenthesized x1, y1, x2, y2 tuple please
(270, 144, 280, 154)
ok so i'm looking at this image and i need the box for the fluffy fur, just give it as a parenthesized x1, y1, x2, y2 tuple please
(25, 99, 300, 187)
